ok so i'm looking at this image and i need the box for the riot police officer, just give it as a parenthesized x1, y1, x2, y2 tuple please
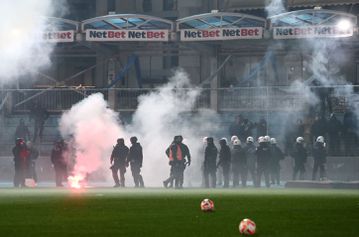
(217, 138, 231, 188)
(231, 139, 247, 187)
(312, 136, 327, 181)
(243, 136, 257, 186)
(291, 137, 308, 180)
(269, 138, 285, 185)
(256, 136, 271, 187)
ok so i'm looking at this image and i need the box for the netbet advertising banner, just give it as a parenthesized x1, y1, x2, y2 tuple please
(273, 26, 353, 39)
(180, 27, 263, 41)
(86, 29, 169, 42)
(43, 30, 75, 43)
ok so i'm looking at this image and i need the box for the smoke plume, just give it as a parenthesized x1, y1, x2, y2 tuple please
(265, 0, 286, 17)
(59, 93, 125, 187)
(127, 69, 221, 186)
(0, 0, 66, 83)
(59, 70, 221, 187)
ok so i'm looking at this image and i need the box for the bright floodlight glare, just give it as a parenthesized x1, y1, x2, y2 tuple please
(337, 19, 352, 31)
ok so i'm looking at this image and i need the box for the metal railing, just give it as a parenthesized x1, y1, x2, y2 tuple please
(0, 86, 356, 112)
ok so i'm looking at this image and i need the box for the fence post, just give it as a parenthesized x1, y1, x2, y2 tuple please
(108, 88, 116, 110)
(6, 91, 13, 114)
(209, 57, 218, 111)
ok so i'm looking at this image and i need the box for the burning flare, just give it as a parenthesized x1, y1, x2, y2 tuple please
(68, 174, 86, 189)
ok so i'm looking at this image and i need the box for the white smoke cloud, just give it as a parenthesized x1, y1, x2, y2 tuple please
(59, 93, 125, 187)
(59, 69, 221, 187)
(0, 0, 66, 83)
(127, 69, 221, 186)
(263, 0, 359, 145)
(265, 0, 286, 17)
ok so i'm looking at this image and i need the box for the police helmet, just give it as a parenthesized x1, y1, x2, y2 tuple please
(231, 135, 239, 143)
(246, 136, 254, 143)
(264, 135, 271, 142)
(296, 137, 304, 143)
(206, 137, 214, 144)
(258, 136, 265, 143)
(316, 136, 324, 143)
(219, 137, 228, 145)
(270, 138, 277, 144)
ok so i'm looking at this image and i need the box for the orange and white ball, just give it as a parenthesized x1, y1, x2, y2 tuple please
(239, 218, 256, 235)
(200, 199, 214, 212)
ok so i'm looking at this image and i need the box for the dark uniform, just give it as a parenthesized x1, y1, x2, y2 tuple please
(164, 136, 191, 189)
(231, 142, 247, 187)
(110, 138, 129, 187)
(243, 139, 257, 186)
(27, 142, 39, 182)
(256, 140, 271, 187)
(51, 140, 68, 187)
(217, 139, 231, 188)
(291, 140, 308, 180)
(12, 138, 29, 187)
(127, 137, 144, 188)
(312, 141, 327, 181)
(203, 137, 217, 188)
(269, 142, 284, 185)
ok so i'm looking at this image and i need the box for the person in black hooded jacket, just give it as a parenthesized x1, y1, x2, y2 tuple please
(127, 136, 144, 188)
(110, 138, 129, 187)
(51, 140, 68, 187)
(203, 137, 217, 188)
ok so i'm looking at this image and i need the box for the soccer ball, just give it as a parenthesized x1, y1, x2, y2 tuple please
(200, 199, 214, 212)
(239, 218, 256, 235)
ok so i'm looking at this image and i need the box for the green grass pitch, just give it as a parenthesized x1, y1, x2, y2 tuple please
(0, 188, 358, 236)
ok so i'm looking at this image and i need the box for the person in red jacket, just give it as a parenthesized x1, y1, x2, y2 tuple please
(12, 138, 30, 188)
(164, 135, 191, 189)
